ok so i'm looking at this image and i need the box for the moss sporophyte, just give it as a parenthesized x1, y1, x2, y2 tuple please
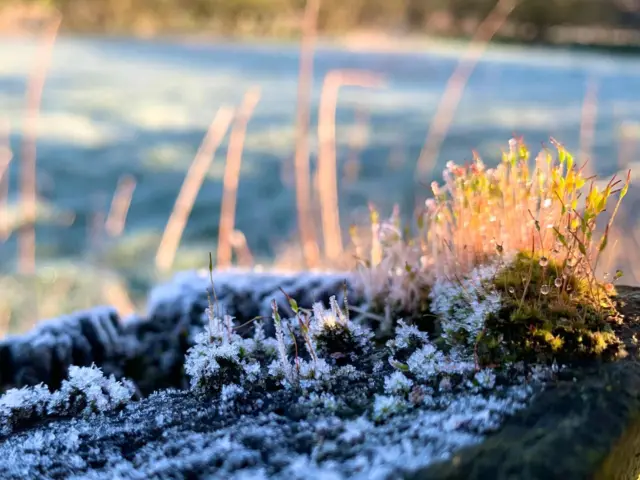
(353, 137, 629, 367)
(187, 138, 630, 426)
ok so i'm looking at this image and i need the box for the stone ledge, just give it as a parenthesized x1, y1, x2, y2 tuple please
(410, 285, 640, 480)
(0, 270, 355, 395)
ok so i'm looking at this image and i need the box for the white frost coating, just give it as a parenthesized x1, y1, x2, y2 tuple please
(429, 263, 503, 347)
(384, 371, 414, 395)
(387, 319, 430, 350)
(474, 369, 497, 390)
(372, 394, 408, 422)
(220, 384, 244, 403)
(145, 268, 354, 320)
(48, 365, 136, 416)
(304, 392, 339, 412)
(338, 416, 372, 444)
(310, 296, 373, 356)
(1, 365, 135, 435)
(405, 343, 475, 381)
(0, 383, 51, 435)
(184, 328, 245, 391)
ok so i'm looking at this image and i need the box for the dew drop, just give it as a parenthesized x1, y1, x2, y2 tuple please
(603, 272, 611, 281)
(554, 277, 563, 288)
(566, 284, 573, 292)
(508, 287, 515, 294)
(540, 285, 550, 295)
(539, 256, 549, 267)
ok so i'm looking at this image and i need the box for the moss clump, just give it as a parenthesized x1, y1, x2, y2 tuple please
(478, 252, 623, 366)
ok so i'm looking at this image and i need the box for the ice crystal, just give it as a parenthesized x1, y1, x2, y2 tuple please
(383, 372, 413, 395)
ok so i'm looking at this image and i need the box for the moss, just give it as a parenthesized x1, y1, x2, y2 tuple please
(313, 325, 364, 367)
(477, 252, 624, 366)
(367, 290, 436, 343)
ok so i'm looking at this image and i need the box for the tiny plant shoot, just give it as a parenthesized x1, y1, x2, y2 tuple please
(355, 137, 631, 365)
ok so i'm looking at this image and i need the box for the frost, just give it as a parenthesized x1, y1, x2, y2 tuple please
(304, 392, 339, 412)
(384, 372, 413, 395)
(220, 384, 244, 403)
(338, 417, 372, 444)
(0, 383, 51, 435)
(387, 319, 429, 351)
(309, 296, 374, 363)
(299, 358, 332, 382)
(372, 395, 408, 422)
(429, 263, 502, 347)
(1, 365, 135, 435)
(334, 364, 363, 382)
(184, 324, 257, 394)
(438, 377, 453, 392)
(474, 369, 497, 390)
(243, 362, 261, 382)
(47, 365, 136, 417)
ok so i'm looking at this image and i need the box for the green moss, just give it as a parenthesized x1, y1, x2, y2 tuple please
(477, 252, 624, 366)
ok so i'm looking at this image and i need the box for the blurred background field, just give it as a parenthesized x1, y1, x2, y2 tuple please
(2, 0, 640, 335)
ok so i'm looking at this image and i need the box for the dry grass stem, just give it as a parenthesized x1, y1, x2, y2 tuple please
(0, 119, 12, 241)
(343, 106, 369, 184)
(229, 230, 254, 268)
(156, 107, 235, 272)
(318, 70, 385, 260)
(89, 194, 107, 253)
(415, 0, 516, 178)
(19, 13, 61, 275)
(293, 0, 321, 269)
(105, 174, 137, 237)
(217, 87, 261, 269)
(102, 282, 136, 318)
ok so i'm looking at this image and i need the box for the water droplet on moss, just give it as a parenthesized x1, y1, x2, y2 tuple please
(603, 272, 611, 281)
(554, 277, 563, 288)
(540, 285, 550, 295)
(539, 256, 549, 267)
(508, 287, 515, 294)
(566, 284, 573, 292)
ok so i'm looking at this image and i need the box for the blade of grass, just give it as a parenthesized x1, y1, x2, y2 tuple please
(19, 12, 61, 275)
(217, 87, 261, 269)
(293, 0, 321, 269)
(0, 119, 12, 241)
(415, 0, 516, 178)
(229, 230, 254, 268)
(105, 174, 137, 237)
(156, 107, 234, 272)
(317, 69, 385, 260)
